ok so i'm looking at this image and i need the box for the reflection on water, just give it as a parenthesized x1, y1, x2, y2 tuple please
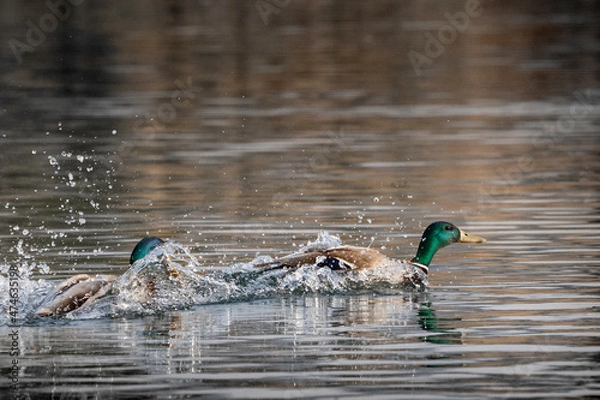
(0, 0, 599, 398)
(4, 289, 598, 398)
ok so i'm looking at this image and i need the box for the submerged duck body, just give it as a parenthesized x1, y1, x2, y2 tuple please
(35, 237, 165, 317)
(255, 221, 486, 276)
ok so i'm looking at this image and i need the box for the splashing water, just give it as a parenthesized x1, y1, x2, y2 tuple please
(0, 232, 427, 324)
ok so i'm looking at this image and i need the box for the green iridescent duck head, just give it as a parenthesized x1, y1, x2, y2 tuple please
(129, 236, 165, 264)
(410, 221, 485, 268)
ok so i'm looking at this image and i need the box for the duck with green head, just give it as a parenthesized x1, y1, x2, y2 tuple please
(35, 236, 165, 317)
(35, 223, 485, 316)
(254, 221, 486, 276)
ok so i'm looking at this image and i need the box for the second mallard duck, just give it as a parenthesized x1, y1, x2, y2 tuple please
(35, 236, 166, 317)
(254, 221, 485, 275)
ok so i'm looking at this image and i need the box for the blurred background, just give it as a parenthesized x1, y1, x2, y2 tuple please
(0, 0, 598, 273)
(1, 2, 599, 398)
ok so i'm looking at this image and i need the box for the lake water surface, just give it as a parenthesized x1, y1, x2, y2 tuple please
(0, 1, 599, 398)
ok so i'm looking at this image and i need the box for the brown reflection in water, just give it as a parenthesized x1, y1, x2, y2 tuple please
(3, 1, 597, 105)
(0, 0, 597, 265)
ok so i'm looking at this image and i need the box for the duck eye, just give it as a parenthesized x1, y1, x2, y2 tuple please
(444, 225, 453, 231)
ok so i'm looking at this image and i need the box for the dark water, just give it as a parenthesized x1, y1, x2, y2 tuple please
(1, 1, 599, 398)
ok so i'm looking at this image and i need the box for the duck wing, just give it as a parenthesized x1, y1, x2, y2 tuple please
(320, 246, 390, 270)
(255, 246, 391, 272)
(35, 274, 118, 317)
(254, 251, 324, 271)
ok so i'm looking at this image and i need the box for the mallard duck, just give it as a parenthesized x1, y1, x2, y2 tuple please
(35, 236, 165, 317)
(254, 221, 485, 275)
